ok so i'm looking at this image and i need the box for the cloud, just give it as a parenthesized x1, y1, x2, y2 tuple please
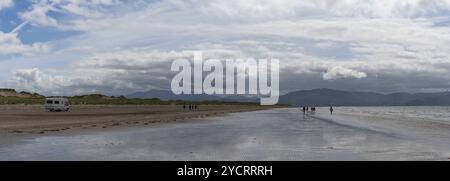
(19, 0, 121, 27)
(4, 0, 450, 95)
(7, 47, 257, 95)
(0, 0, 13, 11)
(9, 68, 69, 94)
(8, 49, 199, 95)
(314, 42, 339, 49)
(19, 2, 58, 27)
(323, 66, 367, 80)
(0, 32, 50, 56)
(171, 0, 450, 20)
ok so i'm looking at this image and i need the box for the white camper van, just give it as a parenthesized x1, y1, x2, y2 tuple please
(45, 98, 70, 112)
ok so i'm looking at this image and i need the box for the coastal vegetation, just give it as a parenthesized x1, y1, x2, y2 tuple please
(0, 89, 260, 105)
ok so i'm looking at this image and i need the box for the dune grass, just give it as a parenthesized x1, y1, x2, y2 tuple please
(0, 97, 45, 105)
(0, 95, 260, 106)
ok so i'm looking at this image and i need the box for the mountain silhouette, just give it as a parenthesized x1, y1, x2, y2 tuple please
(279, 88, 450, 106)
(127, 89, 258, 102)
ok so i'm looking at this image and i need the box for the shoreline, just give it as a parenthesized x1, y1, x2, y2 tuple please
(1, 107, 450, 160)
(0, 105, 283, 137)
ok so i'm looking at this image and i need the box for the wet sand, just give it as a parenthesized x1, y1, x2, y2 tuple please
(0, 105, 279, 135)
(1, 108, 450, 160)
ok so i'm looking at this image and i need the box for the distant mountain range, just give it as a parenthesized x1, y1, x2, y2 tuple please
(3, 87, 450, 106)
(128, 88, 450, 106)
(126, 90, 259, 103)
(278, 88, 450, 106)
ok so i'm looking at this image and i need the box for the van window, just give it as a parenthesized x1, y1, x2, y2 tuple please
(46, 100, 53, 104)
(55, 101, 60, 104)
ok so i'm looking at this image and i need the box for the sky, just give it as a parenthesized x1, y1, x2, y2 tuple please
(1, 0, 450, 96)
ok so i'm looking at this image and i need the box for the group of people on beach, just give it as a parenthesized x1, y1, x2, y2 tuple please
(183, 104, 198, 111)
(301, 106, 334, 114)
(301, 106, 316, 112)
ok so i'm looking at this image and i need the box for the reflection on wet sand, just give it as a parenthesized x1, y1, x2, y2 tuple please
(0, 108, 449, 161)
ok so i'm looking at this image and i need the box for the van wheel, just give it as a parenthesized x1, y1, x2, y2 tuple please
(49, 109, 53, 112)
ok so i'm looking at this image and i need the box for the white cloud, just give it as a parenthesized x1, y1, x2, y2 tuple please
(9, 68, 69, 94)
(7, 47, 253, 95)
(6, 0, 450, 94)
(323, 66, 367, 80)
(315, 42, 339, 49)
(0, 32, 50, 56)
(0, 0, 13, 11)
(19, 0, 121, 27)
(19, 2, 58, 27)
(8, 49, 198, 95)
(170, 0, 450, 20)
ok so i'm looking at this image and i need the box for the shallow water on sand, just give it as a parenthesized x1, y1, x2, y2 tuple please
(313, 106, 450, 148)
(0, 107, 449, 160)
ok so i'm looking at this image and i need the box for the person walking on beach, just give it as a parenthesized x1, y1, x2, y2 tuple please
(183, 104, 186, 110)
(195, 105, 198, 111)
(330, 106, 334, 115)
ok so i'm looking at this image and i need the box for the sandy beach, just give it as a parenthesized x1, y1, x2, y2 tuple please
(0, 105, 279, 135)
(1, 107, 450, 160)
